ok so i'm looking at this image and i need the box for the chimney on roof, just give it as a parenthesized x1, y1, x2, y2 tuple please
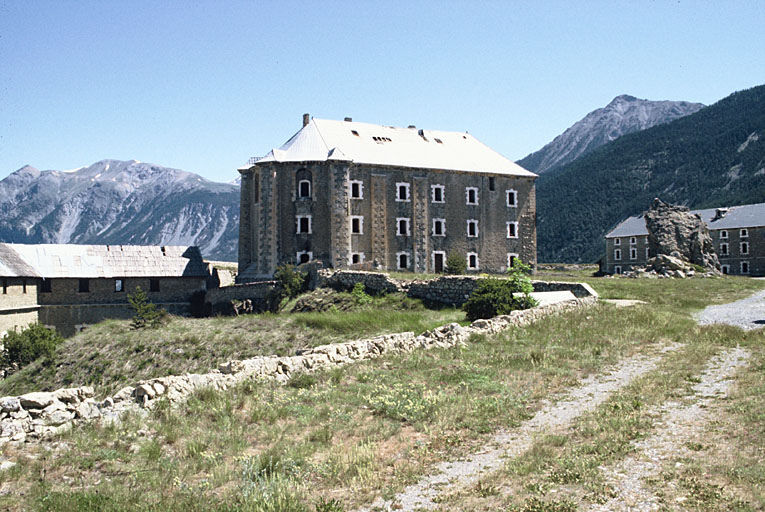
(302, 113, 310, 127)
(408, 125, 416, 129)
(344, 117, 352, 122)
(713, 208, 729, 221)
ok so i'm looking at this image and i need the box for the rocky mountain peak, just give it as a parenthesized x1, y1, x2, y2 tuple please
(517, 95, 705, 174)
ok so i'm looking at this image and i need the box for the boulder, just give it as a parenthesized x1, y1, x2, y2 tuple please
(18, 392, 56, 410)
(644, 198, 720, 272)
(0, 398, 21, 413)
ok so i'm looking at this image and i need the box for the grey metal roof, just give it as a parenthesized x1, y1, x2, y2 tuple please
(605, 202, 765, 238)
(0, 244, 209, 278)
(241, 118, 537, 178)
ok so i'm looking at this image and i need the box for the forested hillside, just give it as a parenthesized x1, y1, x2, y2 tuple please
(536, 85, 765, 263)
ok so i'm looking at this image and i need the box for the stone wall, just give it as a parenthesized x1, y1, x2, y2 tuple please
(0, 278, 39, 335)
(204, 281, 278, 314)
(0, 291, 597, 446)
(317, 270, 598, 306)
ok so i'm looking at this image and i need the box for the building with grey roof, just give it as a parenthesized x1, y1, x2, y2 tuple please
(237, 115, 537, 281)
(604, 202, 765, 276)
(0, 244, 211, 336)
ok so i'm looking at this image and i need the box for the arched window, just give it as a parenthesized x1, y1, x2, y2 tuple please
(296, 168, 312, 199)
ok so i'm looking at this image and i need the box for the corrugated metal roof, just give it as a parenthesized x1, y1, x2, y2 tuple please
(242, 118, 537, 177)
(0, 244, 209, 278)
(605, 202, 765, 238)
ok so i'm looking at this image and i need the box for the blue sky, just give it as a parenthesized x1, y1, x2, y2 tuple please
(1, 0, 763, 182)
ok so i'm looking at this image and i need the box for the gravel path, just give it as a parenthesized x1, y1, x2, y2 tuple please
(359, 343, 682, 511)
(589, 347, 750, 512)
(695, 289, 765, 330)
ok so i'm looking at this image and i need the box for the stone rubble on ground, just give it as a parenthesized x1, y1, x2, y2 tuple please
(0, 274, 597, 446)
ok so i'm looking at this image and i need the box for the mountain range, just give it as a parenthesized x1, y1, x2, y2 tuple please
(536, 84, 765, 263)
(2, 87, 760, 266)
(517, 95, 705, 174)
(0, 160, 240, 261)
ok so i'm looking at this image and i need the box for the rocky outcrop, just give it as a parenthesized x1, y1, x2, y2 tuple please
(0, 275, 598, 446)
(644, 198, 720, 273)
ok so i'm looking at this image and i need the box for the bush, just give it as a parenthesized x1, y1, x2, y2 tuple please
(274, 264, 308, 299)
(462, 262, 538, 321)
(445, 251, 466, 275)
(2, 323, 62, 370)
(128, 286, 165, 329)
(350, 282, 372, 305)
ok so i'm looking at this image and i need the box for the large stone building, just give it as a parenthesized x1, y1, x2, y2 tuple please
(0, 244, 211, 336)
(604, 202, 765, 276)
(237, 116, 537, 281)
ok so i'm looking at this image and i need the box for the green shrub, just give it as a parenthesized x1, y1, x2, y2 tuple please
(128, 286, 165, 329)
(462, 263, 537, 321)
(445, 251, 466, 275)
(350, 282, 372, 305)
(1, 323, 62, 370)
(274, 264, 308, 299)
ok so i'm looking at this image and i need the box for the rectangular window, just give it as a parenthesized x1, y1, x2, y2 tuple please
(432, 251, 446, 273)
(396, 217, 411, 236)
(150, 278, 160, 292)
(630, 236, 636, 245)
(506, 189, 517, 207)
(431, 184, 445, 203)
(396, 252, 410, 270)
(720, 230, 728, 239)
(349, 180, 363, 199)
(720, 242, 729, 256)
(351, 216, 364, 234)
(467, 219, 478, 238)
(350, 252, 365, 265)
(741, 261, 750, 274)
(506, 221, 518, 239)
(614, 266, 622, 275)
(630, 248, 637, 260)
(507, 253, 519, 268)
(721, 264, 730, 275)
(79, 278, 89, 293)
(296, 215, 312, 234)
(614, 238, 621, 245)
(646, 247, 650, 259)
(22, 279, 27, 294)
(432, 218, 446, 237)
(741, 241, 749, 255)
(115, 279, 123, 292)
(396, 182, 411, 202)
(488, 177, 495, 191)
(614, 249, 622, 260)
(2, 278, 6, 294)
(467, 252, 479, 270)
(41, 279, 52, 293)
(298, 180, 311, 198)
(297, 251, 313, 264)
(741, 228, 749, 238)
(465, 187, 478, 205)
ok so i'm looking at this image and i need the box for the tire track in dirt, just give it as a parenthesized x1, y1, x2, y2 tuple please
(360, 343, 682, 511)
(589, 346, 750, 512)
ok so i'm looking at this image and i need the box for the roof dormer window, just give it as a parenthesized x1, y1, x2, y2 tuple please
(351, 130, 359, 137)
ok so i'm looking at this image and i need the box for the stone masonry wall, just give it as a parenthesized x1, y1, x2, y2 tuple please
(1, 289, 597, 446)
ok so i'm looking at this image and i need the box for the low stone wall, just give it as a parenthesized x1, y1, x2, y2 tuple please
(0, 291, 597, 446)
(318, 270, 598, 306)
(204, 281, 278, 314)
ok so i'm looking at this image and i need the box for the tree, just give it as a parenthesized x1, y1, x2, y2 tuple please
(462, 262, 537, 321)
(128, 286, 165, 329)
(1, 323, 62, 371)
(445, 251, 466, 275)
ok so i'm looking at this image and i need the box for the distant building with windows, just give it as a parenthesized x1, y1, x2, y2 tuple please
(0, 244, 210, 336)
(236, 115, 537, 281)
(604, 202, 765, 276)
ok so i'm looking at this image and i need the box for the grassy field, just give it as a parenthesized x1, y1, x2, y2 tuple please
(0, 291, 465, 398)
(0, 272, 763, 511)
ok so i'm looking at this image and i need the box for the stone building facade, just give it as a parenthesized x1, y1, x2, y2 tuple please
(0, 244, 211, 336)
(237, 116, 537, 281)
(604, 202, 765, 276)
